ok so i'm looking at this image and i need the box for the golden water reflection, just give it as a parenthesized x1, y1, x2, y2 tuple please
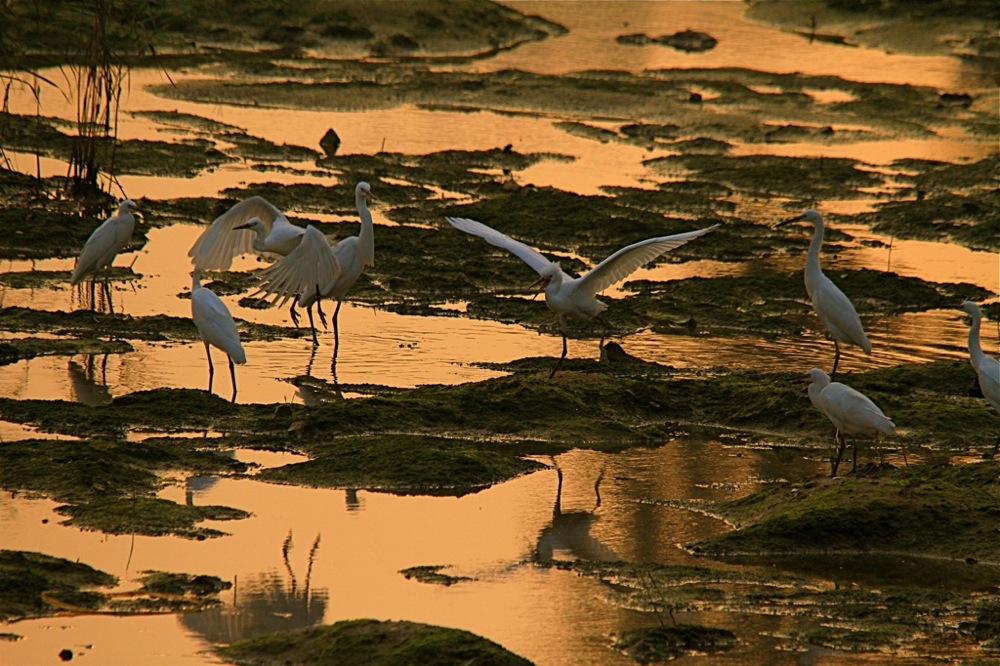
(0, 441, 832, 665)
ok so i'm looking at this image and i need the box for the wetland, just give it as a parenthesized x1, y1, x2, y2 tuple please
(1, 1, 998, 664)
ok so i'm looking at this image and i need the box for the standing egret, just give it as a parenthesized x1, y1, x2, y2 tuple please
(806, 368, 895, 476)
(70, 199, 139, 313)
(255, 182, 375, 368)
(960, 301, 1000, 458)
(191, 270, 246, 402)
(780, 209, 870, 380)
(445, 216, 718, 378)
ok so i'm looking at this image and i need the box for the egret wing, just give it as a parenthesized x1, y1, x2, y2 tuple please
(578, 224, 718, 296)
(254, 226, 339, 307)
(71, 217, 118, 284)
(978, 356, 1000, 412)
(192, 288, 246, 364)
(446, 216, 552, 276)
(823, 384, 895, 435)
(811, 278, 870, 352)
(189, 196, 285, 271)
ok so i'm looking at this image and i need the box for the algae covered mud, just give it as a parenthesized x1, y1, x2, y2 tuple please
(1, 0, 999, 664)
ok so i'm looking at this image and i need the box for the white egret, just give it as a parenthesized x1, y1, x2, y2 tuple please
(253, 225, 341, 338)
(445, 215, 718, 378)
(191, 271, 246, 402)
(780, 209, 870, 380)
(188, 196, 305, 270)
(188, 195, 312, 329)
(806, 368, 895, 476)
(960, 301, 1000, 458)
(255, 182, 375, 366)
(70, 199, 139, 313)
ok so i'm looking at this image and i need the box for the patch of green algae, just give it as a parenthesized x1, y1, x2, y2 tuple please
(690, 462, 1000, 562)
(259, 435, 545, 496)
(614, 625, 737, 663)
(217, 618, 533, 666)
(0, 550, 229, 622)
(540, 557, 1000, 660)
(0, 436, 249, 538)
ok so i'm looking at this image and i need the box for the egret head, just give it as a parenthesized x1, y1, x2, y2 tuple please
(530, 262, 561, 299)
(778, 208, 822, 228)
(960, 300, 980, 317)
(805, 367, 831, 386)
(234, 217, 264, 231)
(119, 199, 138, 212)
(355, 181, 374, 202)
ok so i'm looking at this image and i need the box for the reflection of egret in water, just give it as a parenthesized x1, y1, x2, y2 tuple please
(181, 530, 325, 644)
(291, 345, 344, 404)
(67, 354, 112, 406)
(534, 460, 616, 562)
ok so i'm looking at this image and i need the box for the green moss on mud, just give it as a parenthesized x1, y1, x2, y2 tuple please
(614, 624, 737, 662)
(690, 462, 1000, 561)
(0, 306, 307, 344)
(400, 565, 473, 586)
(217, 618, 533, 666)
(0, 338, 133, 366)
(0, 437, 249, 537)
(0, 550, 114, 621)
(546, 557, 1000, 659)
(259, 434, 545, 496)
(0, 550, 232, 621)
(57, 497, 248, 539)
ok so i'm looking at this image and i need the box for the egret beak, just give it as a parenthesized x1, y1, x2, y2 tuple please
(776, 213, 806, 228)
(529, 276, 550, 300)
(234, 221, 255, 230)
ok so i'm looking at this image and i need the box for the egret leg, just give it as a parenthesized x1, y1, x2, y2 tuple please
(204, 341, 215, 394)
(990, 436, 999, 460)
(597, 316, 611, 362)
(831, 340, 842, 381)
(316, 289, 328, 330)
(103, 275, 114, 315)
(851, 439, 858, 472)
(549, 332, 568, 379)
(306, 305, 319, 347)
(331, 300, 343, 374)
(831, 431, 846, 477)
(289, 301, 301, 328)
(228, 355, 238, 403)
(88, 277, 97, 312)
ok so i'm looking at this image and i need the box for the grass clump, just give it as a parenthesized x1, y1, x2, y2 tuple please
(614, 624, 737, 662)
(217, 618, 533, 665)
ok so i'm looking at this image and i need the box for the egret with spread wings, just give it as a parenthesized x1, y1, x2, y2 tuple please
(188, 195, 305, 271)
(446, 216, 718, 378)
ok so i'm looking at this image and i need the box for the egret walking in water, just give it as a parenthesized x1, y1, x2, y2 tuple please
(806, 368, 895, 476)
(780, 209, 870, 380)
(960, 301, 1000, 458)
(445, 216, 718, 378)
(191, 271, 246, 402)
(71, 199, 139, 313)
(255, 182, 375, 370)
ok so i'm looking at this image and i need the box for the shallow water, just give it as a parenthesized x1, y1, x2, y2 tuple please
(1, 2, 998, 664)
(0, 442, 829, 666)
